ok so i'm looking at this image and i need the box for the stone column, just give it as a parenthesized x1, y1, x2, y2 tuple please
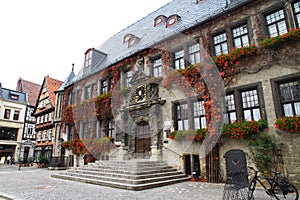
(150, 104, 163, 161)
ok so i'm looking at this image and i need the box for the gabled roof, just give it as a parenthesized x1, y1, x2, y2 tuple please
(44, 76, 64, 106)
(16, 78, 41, 106)
(74, 0, 252, 82)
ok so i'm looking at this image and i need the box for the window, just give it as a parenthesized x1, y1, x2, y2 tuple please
(124, 70, 132, 87)
(26, 124, 35, 138)
(174, 49, 185, 70)
(225, 84, 263, 122)
(100, 79, 108, 94)
(108, 119, 115, 137)
(40, 99, 46, 108)
(84, 50, 92, 67)
(232, 24, 250, 48)
(241, 89, 261, 121)
(43, 130, 47, 141)
(265, 9, 288, 37)
(213, 32, 228, 55)
(84, 84, 95, 99)
(68, 124, 75, 141)
(84, 86, 91, 99)
(13, 110, 20, 120)
(224, 94, 237, 123)
(166, 15, 181, 27)
(272, 75, 300, 117)
(293, 1, 300, 28)
(48, 129, 52, 141)
(153, 58, 163, 77)
(154, 15, 166, 27)
(0, 127, 18, 140)
(38, 131, 42, 141)
(188, 43, 201, 65)
(10, 94, 19, 100)
(193, 100, 206, 129)
(49, 112, 52, 121)
(279, 80, 300, 116)
(174, 98, 207, 130)
(4, 109, 11, 119)
(175, 103, 189, 130)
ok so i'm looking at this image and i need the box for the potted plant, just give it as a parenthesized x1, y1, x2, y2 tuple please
(38, 153, 49, 168)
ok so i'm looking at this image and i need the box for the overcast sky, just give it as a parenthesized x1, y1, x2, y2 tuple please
(0, 0, 172, 90)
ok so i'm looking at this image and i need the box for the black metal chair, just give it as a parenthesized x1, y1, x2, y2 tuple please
(222, 149, 250, 200)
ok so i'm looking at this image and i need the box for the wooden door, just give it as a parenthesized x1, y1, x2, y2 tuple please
(135, 121, 151, 158)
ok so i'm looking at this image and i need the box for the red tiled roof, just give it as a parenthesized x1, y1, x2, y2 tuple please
(16, 78, 41, 106)
(45, 76, 63, 106)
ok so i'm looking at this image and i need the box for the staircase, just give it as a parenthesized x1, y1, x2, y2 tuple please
(51, 160, 190, 190)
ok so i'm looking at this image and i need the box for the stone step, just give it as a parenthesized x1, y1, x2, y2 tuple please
(58, 171, 187, 185)
(51, 173, 190, 191)
(81, 164, 175, 173)
(68, 169, 181, 179)
(52, 160, 190, 190)
(70, 165, 177, 175)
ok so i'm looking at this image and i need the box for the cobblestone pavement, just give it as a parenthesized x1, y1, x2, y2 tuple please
(0, 164, 269, 200)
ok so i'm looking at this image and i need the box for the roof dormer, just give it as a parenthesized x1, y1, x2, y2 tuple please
(154, 15, 167, 27)
(84, 48, 93, 68)
(166, 14, 181, 28)
(196, 0, 204, 4)
(123, 33, 140, 48)
(84, 48, 107, 68)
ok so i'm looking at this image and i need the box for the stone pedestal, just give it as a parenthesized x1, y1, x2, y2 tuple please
(74, 154, 84, 167)
(150, 145, 162, 161)
(118, 146, 130, 160)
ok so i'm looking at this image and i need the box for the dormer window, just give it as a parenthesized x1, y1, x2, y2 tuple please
(166, 14, 181, 27)
(123, 33, 139, 48)
(123, 34, 134, 44)
(84, 48, 93, 68)
(154, 15, 167, 27)
(10, 94, 19, 101)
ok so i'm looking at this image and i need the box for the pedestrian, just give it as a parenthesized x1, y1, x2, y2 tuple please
(11, 157, 15, 165)
(6, 155, 11, 165)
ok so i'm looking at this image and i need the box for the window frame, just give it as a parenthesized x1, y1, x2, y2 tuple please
(293, 0, 300, 28)
(265, 8, 288, 37)
(4, 109, 11, 119)
(174, 101, 189, 131)
(173, 97, 207, 131)
(188, 43, 201, 65)
(152, 57, 163, 77)
(225, 82, 265, 122)
(100, 79, 108, 94)
(123, 69, 132, 88)
(232, 23, 250, 48)
(13, 110, 20, 120)
(192, 99, 207, 129)
(213, 32, 229, 56)
(174, 49, 185, 70)
(271, 73, 300, 118)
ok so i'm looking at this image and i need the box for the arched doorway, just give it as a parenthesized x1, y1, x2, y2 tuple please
(135, 121, 151, 158)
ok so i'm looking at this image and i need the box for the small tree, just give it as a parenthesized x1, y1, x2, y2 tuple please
(38, 153, 49, 164)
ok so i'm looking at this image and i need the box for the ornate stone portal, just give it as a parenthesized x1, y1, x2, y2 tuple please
(118, 58, 165, 160)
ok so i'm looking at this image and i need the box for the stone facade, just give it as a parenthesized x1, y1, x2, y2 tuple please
(58, 0, 300, 188)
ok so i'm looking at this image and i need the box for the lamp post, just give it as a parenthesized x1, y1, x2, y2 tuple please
(18, 140, 23, 171)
